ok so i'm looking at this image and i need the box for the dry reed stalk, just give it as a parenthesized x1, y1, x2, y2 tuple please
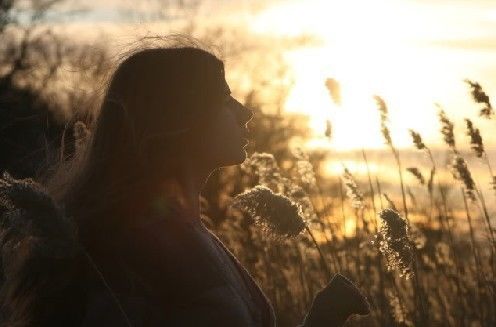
(362, 149, 378, 231)
(376, 207, 428, 323)
(340, 167, 366, 281)
(382, 193, 398, 211)
(386, 288, 411, 326)
(291, 240, 311, 307)
(437, 110, 495, 246)
(362, 149, 389, 325)
(291, 147, 318, 193)
(474, 187, 496, 252)
(408, 129, 437, 223)
(338, 177, 350, 248)
(465, 118, 496, 196)
(461, 188, 485, 322)
(375, 177, 384, 210)
(438, 107, 457, 152)
(291, 148, 342, 271)
(406, 187, 417, 209)
(374, 95, 409, 223)
(340, 166, 368, 283)
(438, 186, 470, 326)
(341, 167, 365, 210)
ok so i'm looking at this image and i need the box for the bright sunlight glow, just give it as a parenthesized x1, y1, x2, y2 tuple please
(251, 0, 496, 151)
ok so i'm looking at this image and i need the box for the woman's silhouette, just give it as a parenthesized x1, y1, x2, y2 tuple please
(0, 41, 369, 326)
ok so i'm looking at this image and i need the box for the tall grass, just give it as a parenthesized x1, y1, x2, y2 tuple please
(211, 81, 496, 326)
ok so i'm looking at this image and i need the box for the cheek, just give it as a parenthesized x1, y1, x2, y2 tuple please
(196, 116, 246, 166)
(205, 111, 237, 143)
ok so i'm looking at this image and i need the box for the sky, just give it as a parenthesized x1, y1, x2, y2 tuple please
(37, 0, 496, 151)
(249, 0, 496, 150)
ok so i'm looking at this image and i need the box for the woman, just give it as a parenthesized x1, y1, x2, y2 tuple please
(0, 42, 369, 326)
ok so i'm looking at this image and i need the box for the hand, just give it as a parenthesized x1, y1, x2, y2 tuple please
(301, 274, 370, 327)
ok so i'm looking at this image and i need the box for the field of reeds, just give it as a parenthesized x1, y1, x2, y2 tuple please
(5, 44, 495, 325)
(200, 81, 496, 326)
(1, 3, 495, 323)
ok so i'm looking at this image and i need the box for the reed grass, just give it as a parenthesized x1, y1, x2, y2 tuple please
(215, 89, 496, 325)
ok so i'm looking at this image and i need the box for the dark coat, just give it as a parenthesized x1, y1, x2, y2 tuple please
(82, 212, 277, 327)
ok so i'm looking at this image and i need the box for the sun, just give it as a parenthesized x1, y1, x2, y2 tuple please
(282, 47, 385, 151)
(251, 0, 452, 151)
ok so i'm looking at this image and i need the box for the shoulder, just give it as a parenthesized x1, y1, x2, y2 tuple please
(207, 229, 277, 326)
(116, 215, 226, 303)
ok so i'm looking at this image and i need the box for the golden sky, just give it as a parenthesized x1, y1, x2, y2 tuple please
(44, 0, 496, 151)
(250, 0, 496, 150)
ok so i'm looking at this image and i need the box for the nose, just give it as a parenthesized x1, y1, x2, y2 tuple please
(233, 98, 254, 124)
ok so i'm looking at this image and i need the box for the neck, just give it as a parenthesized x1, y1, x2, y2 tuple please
(143, 161, 214, 223)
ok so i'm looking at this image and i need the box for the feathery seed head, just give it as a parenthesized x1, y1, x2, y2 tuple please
(377, 208, 414, 279)
(241, 152, 283, 192)
(342, 168, 365, 209)
(291, 148, 317, 190)
(406, 167, 425, 185)
(465, 79, 493, 118)
(465, 118, 484, 158)
(231, 185, 306, 238)
(409, 129, 426, 150)
(438, 108, 456, 150)
(325, 78, 341, 105)
(374, 95, 393, 147)
(450, 154, 477, 201)
(374, 95, 388, 121)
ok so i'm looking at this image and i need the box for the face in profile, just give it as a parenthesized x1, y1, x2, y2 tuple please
(196, 87, 254, 169)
